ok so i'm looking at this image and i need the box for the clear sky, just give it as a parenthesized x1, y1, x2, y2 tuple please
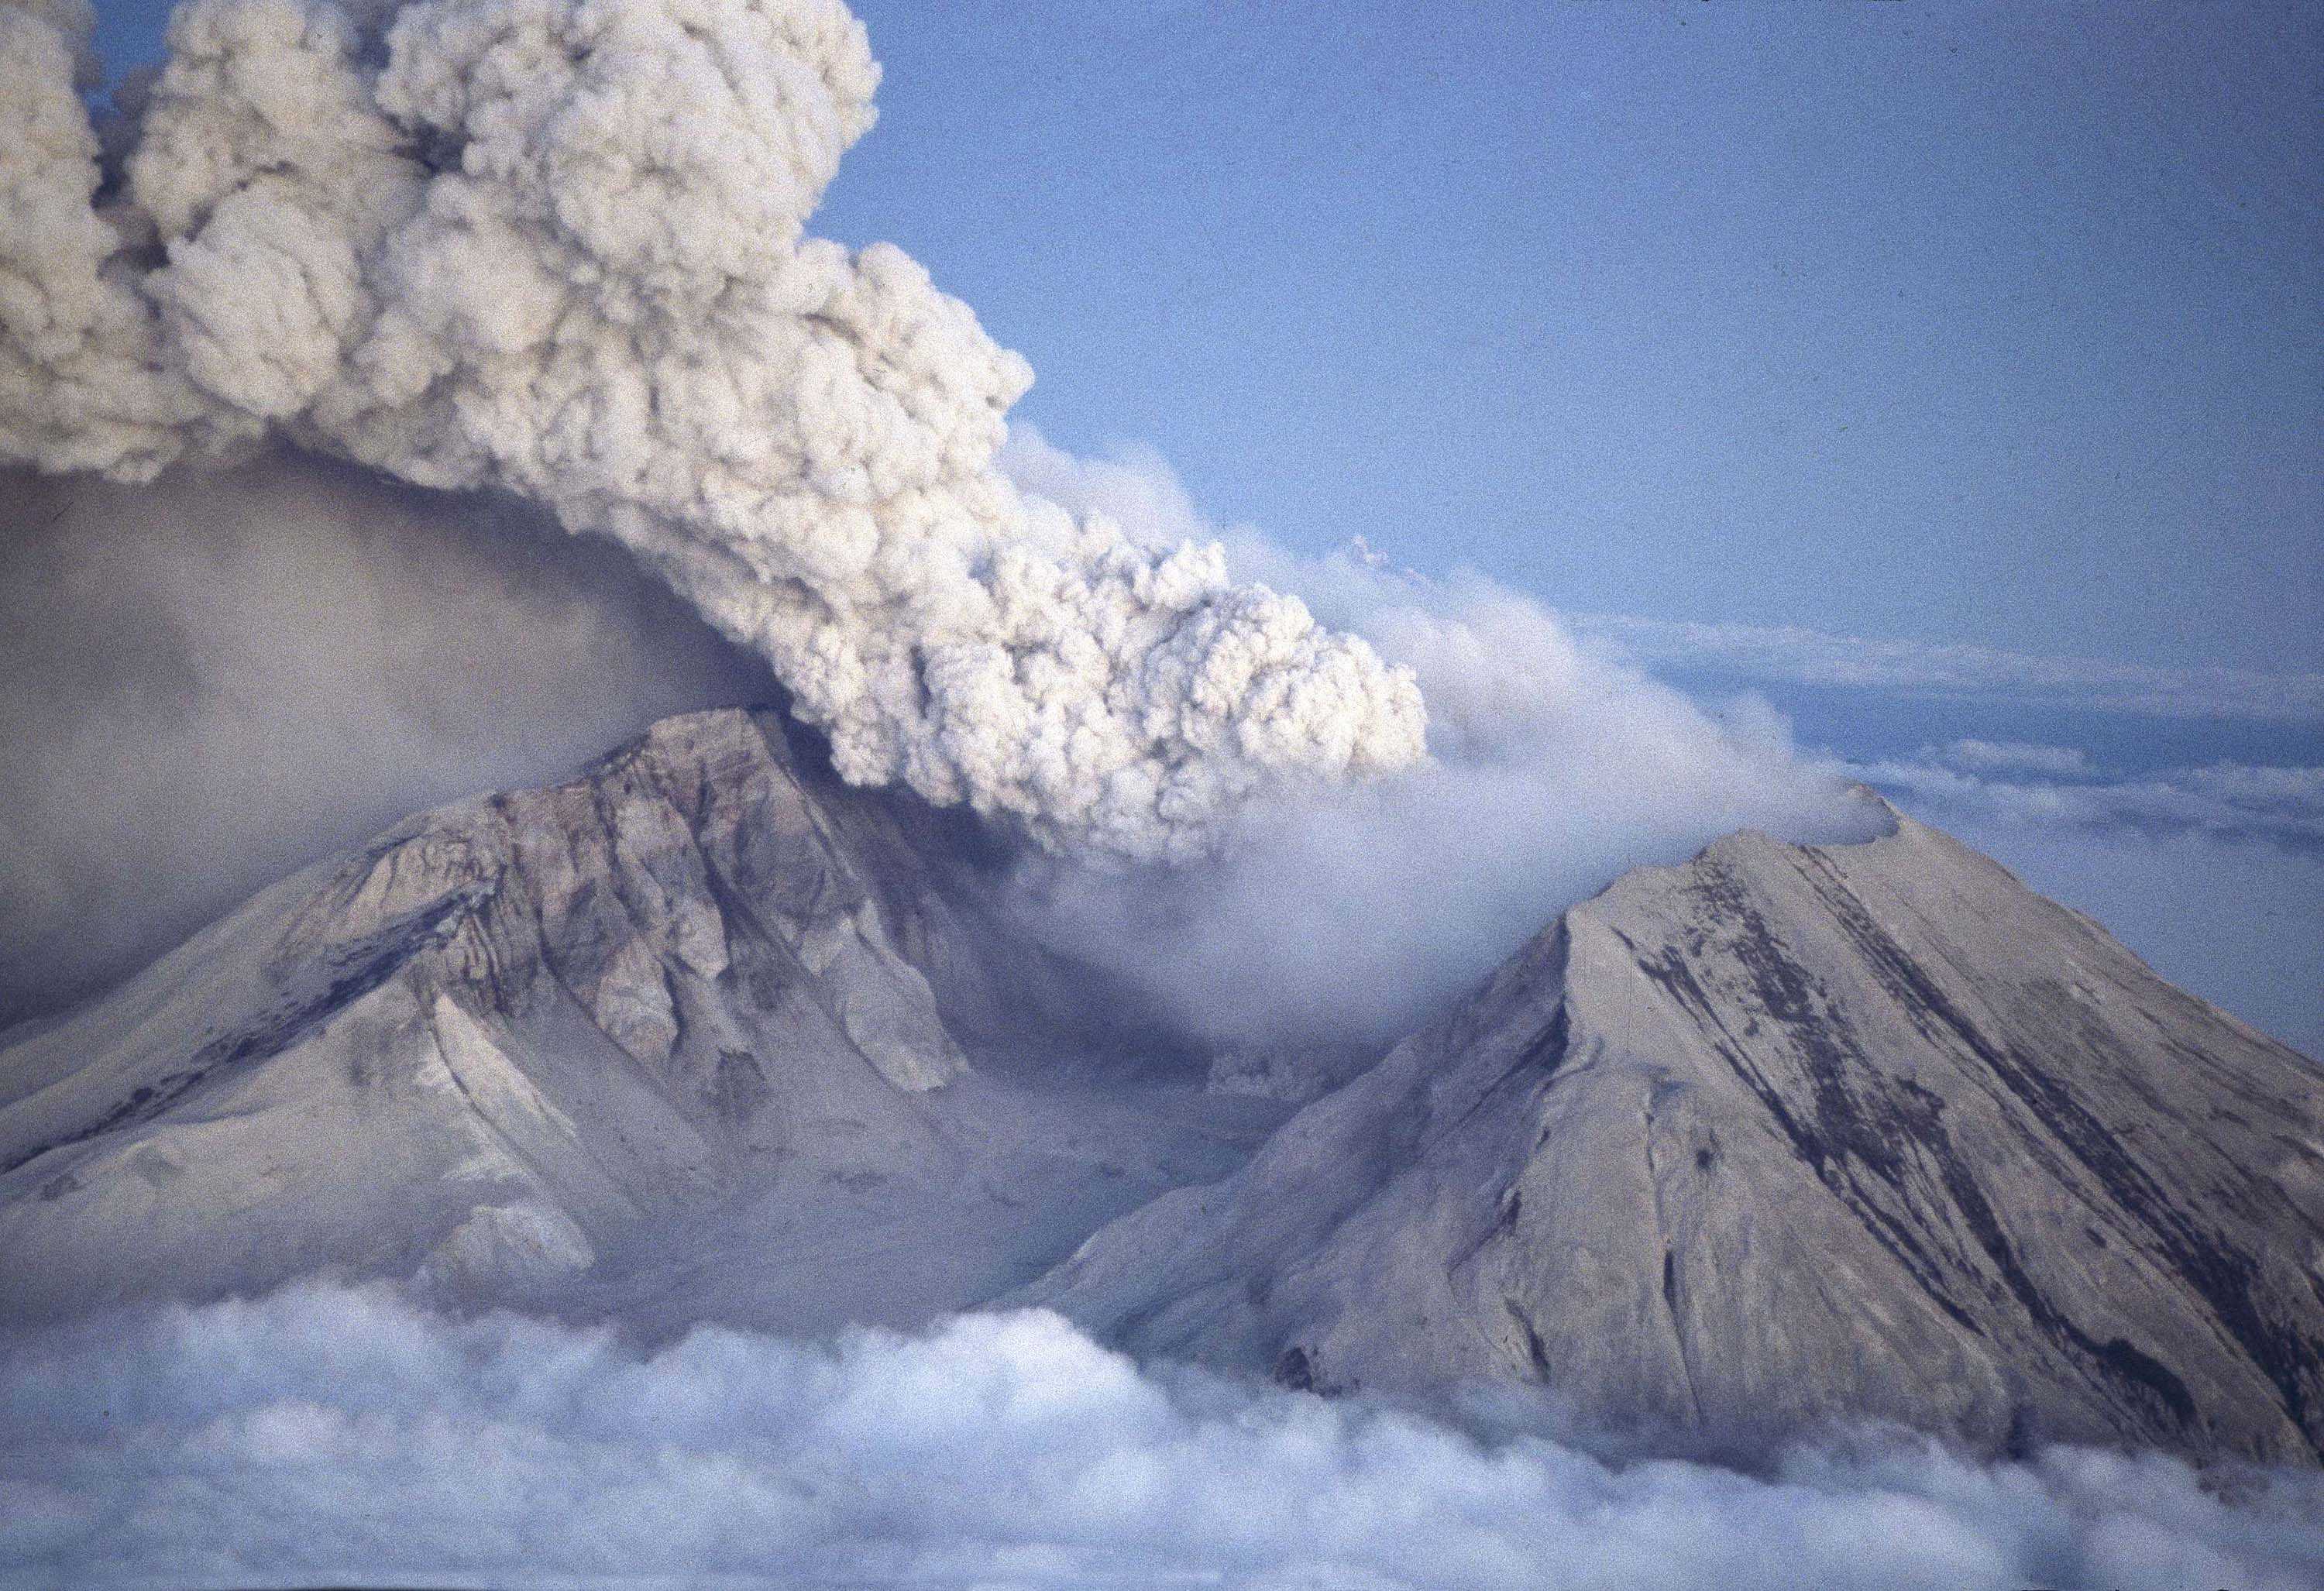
(834, 0, 2322, 675)
(95, 0, 2319, 673)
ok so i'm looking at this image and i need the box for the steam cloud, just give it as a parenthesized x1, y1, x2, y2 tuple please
(4, 1285, 2320, 1590)
(999, 432, 1885, 1050)
(0, 0, 1423, 863)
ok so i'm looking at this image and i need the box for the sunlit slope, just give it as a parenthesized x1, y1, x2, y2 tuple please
(1023, 811, 2324, 1463)
(0, 708, 1247, 1325)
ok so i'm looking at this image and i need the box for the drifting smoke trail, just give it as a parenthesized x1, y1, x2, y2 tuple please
(997, 433, 1889, 1050)
(0, 0, 1423, 862)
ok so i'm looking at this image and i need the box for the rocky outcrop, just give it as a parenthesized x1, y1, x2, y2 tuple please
(0, 708, 1174, 1319)
(1020, 811, 2324, 1464)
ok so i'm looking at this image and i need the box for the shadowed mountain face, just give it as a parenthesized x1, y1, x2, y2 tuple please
(3, 712, 2320, 1465)
(1019, 815, 2324, 1464)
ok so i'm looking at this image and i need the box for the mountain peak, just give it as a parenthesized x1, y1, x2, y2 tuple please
(0, 706, 1184, 1321)
(1022, 806, 2324, 1463)
(5, 711, 2319, 1463)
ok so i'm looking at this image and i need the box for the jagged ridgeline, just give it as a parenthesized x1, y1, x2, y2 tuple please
(3, 708, 2319, 1465)
(0, 710, 1264, 1331)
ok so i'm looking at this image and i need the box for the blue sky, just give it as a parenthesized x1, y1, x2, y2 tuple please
(94, 1, 2318, 672)
(86, 0, 2322, 1050)
(821, 0, 2320, 676)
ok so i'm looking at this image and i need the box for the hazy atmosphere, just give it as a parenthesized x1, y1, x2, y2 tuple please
(3, 2, 2319, 1587)
(38, 0, 2322, 1053)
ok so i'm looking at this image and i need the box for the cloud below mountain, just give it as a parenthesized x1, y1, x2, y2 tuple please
(3, 1285, 2319, 1591)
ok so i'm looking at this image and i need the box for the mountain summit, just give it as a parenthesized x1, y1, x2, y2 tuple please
(3, 713, 2318, 1464)
(0, 709, 1265, 1330)
(1023, 811, 2324, 1463)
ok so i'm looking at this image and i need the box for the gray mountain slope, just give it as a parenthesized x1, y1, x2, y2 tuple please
(0, 708, 1275, 1327)
(9, 713, 2321, 1465)
(1018, 811, 2324, 1464)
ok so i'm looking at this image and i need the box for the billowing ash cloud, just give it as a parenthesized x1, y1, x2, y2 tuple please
(998, 432, 1885, 1050)
(3, 1285, 2320, 1590)
(0, 0, 1422, 863)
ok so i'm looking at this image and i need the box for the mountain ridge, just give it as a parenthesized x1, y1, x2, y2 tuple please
(0, 707, 1250, 1327)
(1017, 813, 2324, 1464)
(3, 710, 2319, 1466)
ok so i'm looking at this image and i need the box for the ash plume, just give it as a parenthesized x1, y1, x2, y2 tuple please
(0, 0, 1423, 863)
(0, 452, 769, 1022)
(998, 434, 1886, 1050)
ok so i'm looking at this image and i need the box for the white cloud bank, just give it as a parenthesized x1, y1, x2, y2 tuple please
(3, 1285, 2321, 1591)
(1853, 741, 2324, 854)
(1572, 613, 2324, 726)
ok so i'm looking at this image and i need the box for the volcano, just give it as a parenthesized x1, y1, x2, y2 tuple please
(3, 709, 2318, 1464)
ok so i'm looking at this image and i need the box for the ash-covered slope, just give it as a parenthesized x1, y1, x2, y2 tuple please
(0, 708, 1266, 1326)
(9, 719, 2321, 1466)
(1020, 810, 2324, 1464)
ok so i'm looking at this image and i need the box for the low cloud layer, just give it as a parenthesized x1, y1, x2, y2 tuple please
(2, 1285, 2319, 1591)
(1852, 740, 2324, 854)
(1573, 612, 2324, 725)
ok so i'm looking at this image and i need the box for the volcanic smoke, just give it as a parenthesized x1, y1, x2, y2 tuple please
(0, 0, 1425, 861)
